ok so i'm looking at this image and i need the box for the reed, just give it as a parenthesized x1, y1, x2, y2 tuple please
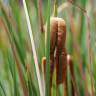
(0, 0, 95, 96)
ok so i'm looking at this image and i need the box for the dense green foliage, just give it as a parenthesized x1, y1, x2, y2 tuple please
(0, 0, 96, 96)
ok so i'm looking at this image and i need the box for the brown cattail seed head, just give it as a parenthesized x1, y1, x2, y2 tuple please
(41, 57, 46, 73)
(56, 18, 67, 85)
(50, 17, 67, 86)
(50, 17, 66, 54)
(41, 57, 46, 65)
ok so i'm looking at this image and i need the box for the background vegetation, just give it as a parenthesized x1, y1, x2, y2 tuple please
(0, 0, 96, 96)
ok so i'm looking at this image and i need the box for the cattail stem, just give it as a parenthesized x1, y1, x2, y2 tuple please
(54, 0, 58, 16)
(37, 0, 44, 33)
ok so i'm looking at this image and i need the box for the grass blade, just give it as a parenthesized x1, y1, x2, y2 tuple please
(45, 0, 50, 96)
(22, 0, 43, 96)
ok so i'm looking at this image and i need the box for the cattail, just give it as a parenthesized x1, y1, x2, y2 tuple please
(47, 17, 67, 96)
(41, 56, 46, 74)
(50, 17, 79, 96)
(50, 17, 67, 87)
(38, 0, 44, 32)
(56, 18, 67, 85)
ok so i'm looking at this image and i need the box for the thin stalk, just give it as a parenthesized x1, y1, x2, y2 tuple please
(53, 0, 58, 96)
(22, 0, 43, 96)
(45, 0, 50, 96)
(37, 0, 44, 33)
(53, 0, 58, 17)
(54, 1, 58, 96)
(67, 55, 79, 96)
(12, 46, 28, 96)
